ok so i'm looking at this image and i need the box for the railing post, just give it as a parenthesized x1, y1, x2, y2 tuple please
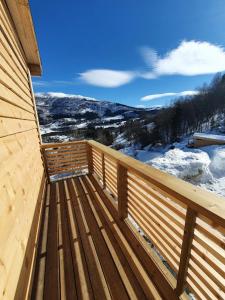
(101, 152, 106, 188)
(175, 207, 197, 296)
(87, 143, 93, 174)
(41, 148, 50, 183)
(117, 163, 128, 220)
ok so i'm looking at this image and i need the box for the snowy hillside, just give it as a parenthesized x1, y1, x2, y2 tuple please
(35, 92, 160, 142)
(35, 91, 225, 198)
(120, 138, 225, 198)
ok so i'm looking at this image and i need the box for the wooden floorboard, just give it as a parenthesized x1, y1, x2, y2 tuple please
(67, 178, 107, 300)
(58, 181, 77, 299)
(80, 176, 147, 300)
(44, 183, 59, 300)
(31, 175, 161, 300)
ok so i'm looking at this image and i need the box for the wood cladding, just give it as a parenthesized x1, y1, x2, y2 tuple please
(0, 2, 44, 299)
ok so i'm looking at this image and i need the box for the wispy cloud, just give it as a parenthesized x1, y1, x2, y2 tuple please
(53, 80, 79, 86)
(141, 40, 225, 78)
(79, 69, 136, 87)
(32, 80, 79, 88)
(33, 40, 225, 90)
(141, 90, 199, 101)
(32, 80, 49, 87)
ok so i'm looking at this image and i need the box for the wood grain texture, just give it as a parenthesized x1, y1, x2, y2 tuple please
(4, 0, 42, 74)
(87, 140, 225, 299)
(175, 208, 196, 295)
(0, 2, 43, 299)
(88, 140, 225, 227)
(31, 176, 159, 299)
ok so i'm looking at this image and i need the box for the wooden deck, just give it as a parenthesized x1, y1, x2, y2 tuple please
(38, 140, 225, 300)
(31, 175, 161, 300)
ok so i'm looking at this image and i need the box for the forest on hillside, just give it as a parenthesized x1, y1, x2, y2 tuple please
(124, 73, 225, 146)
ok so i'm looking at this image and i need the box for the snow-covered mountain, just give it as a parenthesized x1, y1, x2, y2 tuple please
(35, 92, 160, 140)
(36, 92, 158, 122)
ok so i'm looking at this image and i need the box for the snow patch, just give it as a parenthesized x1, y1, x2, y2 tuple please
(35, 92, 97, 101)
(209, 147, 225, 178)
(149, 149, 213, 183)
(121, 142, 225, 198)
(103, 115, 124, 121)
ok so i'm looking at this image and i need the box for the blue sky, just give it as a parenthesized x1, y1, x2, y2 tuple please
(31, 0, 225, 107)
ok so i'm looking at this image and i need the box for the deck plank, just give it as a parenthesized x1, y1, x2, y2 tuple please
(63, 179, 95, 300)
(31, 175, 161, 300)
(58, 181, 77, 299)
(31, 184, 50, 300)
(67, 178, 109, 300)
(74, 177, 130, 300)
(80, 176, 147, 300)
(43, 183, 59, 300)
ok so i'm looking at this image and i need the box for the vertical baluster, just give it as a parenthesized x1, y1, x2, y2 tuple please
(175, 207, 197, 296)
(117, 163, 128, 220)
(87, 143, 93, 174)
(102, 152, 106, 188)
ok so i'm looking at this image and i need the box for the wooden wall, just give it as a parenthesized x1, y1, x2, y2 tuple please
(0, 1, 44, 299)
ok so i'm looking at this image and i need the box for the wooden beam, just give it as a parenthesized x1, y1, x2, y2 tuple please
(86, 143, 93, 174)
(28, 64, 41, 76)
(5, 0, 42, 75)
(175, 208, 197, 296)
(117, 163, 128, 220)
(41, 148, 50, 183)
(41, 140, 87, 149)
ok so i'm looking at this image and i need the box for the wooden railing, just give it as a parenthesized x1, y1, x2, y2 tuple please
(87, 140, 225, 300)
(41, 141, 88, 181)
(41, 140, 225, 299)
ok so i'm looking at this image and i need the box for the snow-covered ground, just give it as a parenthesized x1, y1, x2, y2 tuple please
(120, 138, 225, 198)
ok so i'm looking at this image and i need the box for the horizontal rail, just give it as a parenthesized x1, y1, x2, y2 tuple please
(41, 140, 88, 181)
(40, 139, 225, 299)
(87, 139, 225, 299)
(88, 140, 225, 227)
(41, 140, 87, 149)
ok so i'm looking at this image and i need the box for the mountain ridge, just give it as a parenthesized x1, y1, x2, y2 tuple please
(35, 92, 161, 142)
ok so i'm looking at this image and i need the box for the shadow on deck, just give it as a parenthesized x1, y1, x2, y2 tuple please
(31, 175, 160, 300)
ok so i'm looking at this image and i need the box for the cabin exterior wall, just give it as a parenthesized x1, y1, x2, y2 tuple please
(0, 1, 44, 298)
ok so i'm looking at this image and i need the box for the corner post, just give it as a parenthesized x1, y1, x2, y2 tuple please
(41, 148, 50, 183)
(87, 142, 93, 174)
(117, 162, 128, 220)
(175, 207, 197, 296)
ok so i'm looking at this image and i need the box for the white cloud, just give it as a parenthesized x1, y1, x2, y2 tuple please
(79, 69, 136, 87)
(141, 40, 225, 77)
(141, 90, 199, 101)
(32, 80, 49, 86)
(140, 47, 158, 66)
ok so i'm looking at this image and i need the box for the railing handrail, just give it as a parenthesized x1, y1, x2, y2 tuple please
(41, 140, 87, 149)
(87, 139, 225, 228)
